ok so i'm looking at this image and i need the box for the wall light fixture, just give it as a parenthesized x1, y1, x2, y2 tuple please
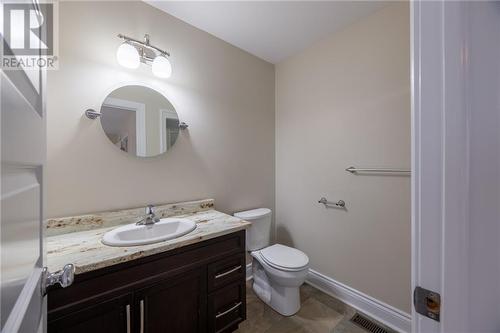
(116, 34, 172, 79)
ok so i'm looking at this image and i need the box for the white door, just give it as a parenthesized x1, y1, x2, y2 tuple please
(412, 1, 500, 332)
(1, 1, 47, 331)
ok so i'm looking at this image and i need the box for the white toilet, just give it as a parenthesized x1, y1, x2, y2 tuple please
(234, 208, 309, 316)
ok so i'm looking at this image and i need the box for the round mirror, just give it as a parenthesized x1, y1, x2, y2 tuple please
(99, 85, 179, 158)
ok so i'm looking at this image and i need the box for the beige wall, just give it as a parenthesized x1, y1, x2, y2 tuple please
(47, 1, 275, 218)
(275, 3, 411, 313)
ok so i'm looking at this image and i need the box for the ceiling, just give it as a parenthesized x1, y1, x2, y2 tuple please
(145, 1, 388, 64)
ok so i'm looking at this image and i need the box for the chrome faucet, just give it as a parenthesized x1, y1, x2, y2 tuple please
(136, 205, 160, 225)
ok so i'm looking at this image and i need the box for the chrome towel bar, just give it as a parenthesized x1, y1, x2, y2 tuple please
(345, 166, 411, 175)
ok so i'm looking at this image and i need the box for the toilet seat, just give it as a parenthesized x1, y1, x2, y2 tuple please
(259, 244, 309, 272)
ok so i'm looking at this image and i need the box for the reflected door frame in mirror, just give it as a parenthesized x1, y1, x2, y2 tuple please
(102, 96, 147, 157)
(159, 109, 178, 154)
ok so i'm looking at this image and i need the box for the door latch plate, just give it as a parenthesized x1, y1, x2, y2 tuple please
(414, 286, 440, 322)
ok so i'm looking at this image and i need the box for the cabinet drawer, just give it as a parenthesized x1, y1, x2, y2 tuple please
(48, 293, 133, 333)
(208, 282, 246, 333)
(208, 254, 245, 292)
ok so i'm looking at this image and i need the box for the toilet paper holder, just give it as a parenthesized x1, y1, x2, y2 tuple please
(318, 197, 346, 208)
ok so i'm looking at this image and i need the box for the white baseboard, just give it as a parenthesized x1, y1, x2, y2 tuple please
(246, 263, 253, 281)
(306, 269, 411, 333)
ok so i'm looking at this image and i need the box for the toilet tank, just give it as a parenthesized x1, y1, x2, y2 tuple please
(234, 208, 272, 251)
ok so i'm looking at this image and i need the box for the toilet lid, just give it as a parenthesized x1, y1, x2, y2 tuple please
(234, 208, 271, 221)
(260, 244, 309, 270)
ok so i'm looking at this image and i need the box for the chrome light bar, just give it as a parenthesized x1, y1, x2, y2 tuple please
(117, 33, 170, 60)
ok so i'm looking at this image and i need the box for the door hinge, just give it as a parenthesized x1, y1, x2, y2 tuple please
(414, 286, 441, 322)
(41, 264, 75, 296)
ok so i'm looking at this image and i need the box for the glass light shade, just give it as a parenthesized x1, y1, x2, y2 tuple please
(116, 42, 140, 69)
(152, 55, 172, 78)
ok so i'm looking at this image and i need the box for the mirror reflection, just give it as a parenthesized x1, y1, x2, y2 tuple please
(100, 85, 179, 158)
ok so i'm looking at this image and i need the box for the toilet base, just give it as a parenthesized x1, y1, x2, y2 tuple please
(269, 284, 301, 316)
(252, 276, 301, 316)
(251, 259, 303, 316)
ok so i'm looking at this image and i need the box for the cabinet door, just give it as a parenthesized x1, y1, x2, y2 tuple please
(48, 293, 132, 333)
(135, 268, 206, 333)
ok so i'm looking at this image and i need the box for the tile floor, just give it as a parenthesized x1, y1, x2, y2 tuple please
(236, 281, 394, 333)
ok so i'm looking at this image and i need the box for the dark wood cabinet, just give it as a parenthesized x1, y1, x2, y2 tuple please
(48, 231, 246, 333)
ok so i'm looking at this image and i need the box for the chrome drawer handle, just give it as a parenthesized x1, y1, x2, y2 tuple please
(140, 300, 145, 333)
(215, 265, 242, 279)
(215, 302, 242, 319)
(126, 304, 131, 333)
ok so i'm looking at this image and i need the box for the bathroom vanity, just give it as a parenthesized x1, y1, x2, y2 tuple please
(46, 199, 250, 333)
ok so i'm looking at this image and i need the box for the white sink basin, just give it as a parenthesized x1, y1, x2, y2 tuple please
(102, 218, 196, 247)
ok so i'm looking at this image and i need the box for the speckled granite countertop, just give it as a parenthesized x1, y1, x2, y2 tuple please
(46, 199, 250, 275)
